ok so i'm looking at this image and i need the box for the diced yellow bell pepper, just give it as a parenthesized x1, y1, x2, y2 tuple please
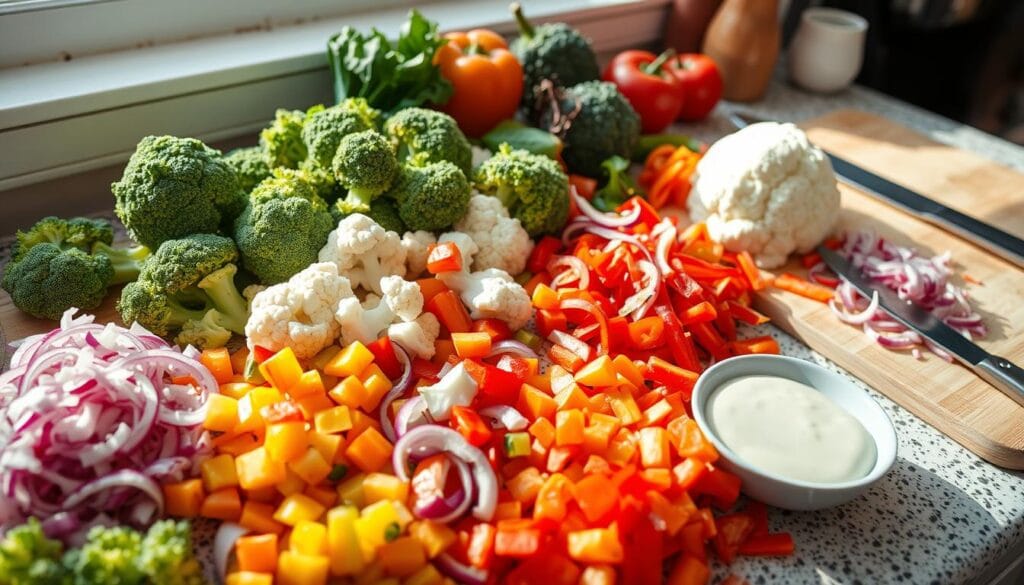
(408, 520, 456, 559)
(225, 572, 273, 585)
(307, 429, 345, 463)
(265, 421, 309, 462)
(347, 408, 381, 441)
(345, 427, 393, 473)
(378, 536, 426, 577)
(361, 473, 409, 506)
(324, 342, 374, 378)
(235, 446, 286, 491)
(555, 409, 585, 446)
(296, 392, 336, 421)
(638, 427, 670, 468)
(276, 551, 329, 585)
(290, 520, 328, 556)
(200, 453, 238, 493)
(274, 493, 327, 526)
(336, 472, 366, 509)
(327, 505, 364, 576)
(567, 526, 624, 564)
(275, 467, 306, 497)
(235, 387, 284, 434)
(219, 382, 254, 400)
(289, 369, 325, 399)
(361, 371, 393, 413)
(259, 347, 304, 393)
(204, 394, 239, 432)
(355, 500, 401, 561)
(288, 446, 333, 485)
(574, 355, 618, 387)
(314, 405, 353, 434)
(328, 375, 369, 410)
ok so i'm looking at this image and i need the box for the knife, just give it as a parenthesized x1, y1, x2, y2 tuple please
(726, 111, 1024, 269)
(817, 246, 1024, 407)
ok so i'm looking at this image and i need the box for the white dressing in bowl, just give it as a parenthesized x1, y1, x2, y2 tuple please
(706, 375, 876, 484)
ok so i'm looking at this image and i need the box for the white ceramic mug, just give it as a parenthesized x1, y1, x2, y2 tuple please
(788, 8, 868, 93)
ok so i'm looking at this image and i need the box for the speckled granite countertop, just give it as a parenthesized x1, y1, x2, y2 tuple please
(692, 79, 1024, 585)
(2, 77, 1022, 585)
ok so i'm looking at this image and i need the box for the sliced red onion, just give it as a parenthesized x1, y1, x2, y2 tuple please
(380, 344, 414, 443)
(548, 329, 593, 362)
(571, 185, 642, 228)
(618, 259, 661, 321)
(478, 405, 529, 431)
(411, 454, 474, 524)
(436, 553, 489, 585)
(548, 255, 591, 290)
(61, 469, 163, 516)
(485, 340, 538, 359)
(828, 291, 879, 325)
(655, 222, 677, 274)
(394, 395, 430, 438)
(579, 225, 655, 265)
(392, 425, 497, 521)
(560, 297, 611, 356)
(214, 522, 249, 581)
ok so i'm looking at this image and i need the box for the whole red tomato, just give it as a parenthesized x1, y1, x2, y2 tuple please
(603, 50, 684, 134)
(665, 53, 723, 121)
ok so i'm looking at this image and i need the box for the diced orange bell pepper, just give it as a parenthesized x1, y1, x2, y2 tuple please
(201, 348, 234, 384)
(200, 487, 241, 521)
(567, 526, 624, 564)
(730, 335, 781, 355)
(638, 427, 670, 468)
(324, 342, 375, 378)
(667, 555, 710, 585)
(646, 356, 699, 396)
(426, 290, 473, 334)
(555, 409, 585, 446)
(203, 394, 239, 433)
(378, 536, 427, 577)
(239, 501, 285, 534)
(573, 355, 617, 387)
(235, 446, 287, 490)
(345, 427, 394, 473)
(200, 453, 239, 492)
(236, 533, 278, 574)
(276, 551, 329, 585)
(533, 473, 573, 522)
(163, 479, 204, 518)
(773, 272, 835, 303)
(452, 331, 493, 359)
(426, 241, 464, 274)
(265, 421, 309, 462)
(573, 474, 618, 523)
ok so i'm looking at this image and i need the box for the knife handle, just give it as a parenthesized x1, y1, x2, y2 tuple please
(975, 356, 1024, 408)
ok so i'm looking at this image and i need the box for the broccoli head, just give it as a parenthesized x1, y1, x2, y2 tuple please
(62, 525, 144, 585)
(473, 144, 569, 236)
(259, 108, 307, 169)
(3, 244, 114, 320)
(112, 135, 246, 250)
(391, 159, 471, 232)
(332, 130, 400, 215)
(591, 155, 643, 212)
(362, 198, 407, 233)
(538, 81, 640, 178)
(272, 165, 338, 202)
(384, 107, 473, 176)
(12, 216, 112, 261)
(135, 520, 205, 585)
(234, 175, 335, 284)
(223, 146, 271, 193)
(301, 99, 380, 168)
(510, 2, 600, 109)
(0, 518, 68, 585)
(118, 234, 248, 347)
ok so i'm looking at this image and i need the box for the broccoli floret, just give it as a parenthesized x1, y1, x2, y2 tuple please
(591, 155, 643, 212)
(510, 2, 600, 109)
(135, 520, 205, 585)
(112, 136, 246, 250)
(473, 144, 569, 236)
(384, 108, 473, 176)
(3, 244, 114, 320)
(361, 198, 407, 233)
(118, 234, 248, 347)
(234, 175, 335, 284)
(223, 146, 271, 193)
(391, 159, 471, 232)
(0, 518, 69, 585)
(332, 130, 400, 215)
(272, 166, 338, 202)
(12, 216, 113, 262)
(301, 99, 380, 168)
(63, 525, 144, 585)
(260, 108, 307, 169)
(538, 81, 640, 178)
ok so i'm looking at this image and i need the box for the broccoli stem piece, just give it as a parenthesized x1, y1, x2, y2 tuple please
(164, 295, 212, 329)
(592, 155, 643, 212)
(92, 241, 151, 285)
(196, 264, 248, 334)
(335, 189, 376, 215)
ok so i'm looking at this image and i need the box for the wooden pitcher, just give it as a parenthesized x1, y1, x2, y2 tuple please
(701, 0, 780, 102)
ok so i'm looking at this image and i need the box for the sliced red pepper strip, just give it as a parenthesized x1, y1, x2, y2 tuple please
(655, 305, 702, 372)
(738, 532, 795, 556)
(528, 237, 563, 274)
(560, 298, 610, 356)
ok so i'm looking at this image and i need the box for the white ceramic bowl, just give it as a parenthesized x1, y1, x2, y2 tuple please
(691, 354, 896, 510)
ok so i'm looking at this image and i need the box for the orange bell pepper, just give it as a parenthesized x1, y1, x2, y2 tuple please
(435, 29, 523, 137)
(200, 348, 234, 384)
(426, 241, 463, 274)
(452, 331, 492, 359)
(426, 290, 473, 334)
(773, 272, 835, 303)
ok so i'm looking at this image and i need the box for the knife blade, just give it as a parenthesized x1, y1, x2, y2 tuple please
(726, 111, 1024, 269)
(817, 246, 1024, 407)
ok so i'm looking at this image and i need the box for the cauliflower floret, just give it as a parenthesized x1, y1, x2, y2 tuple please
(687, 122, 840, 269)
(336, 275, 426, 348)
(418, 362, 478, 421)
(401, 230, 437, 279)
(435, 234, 531, 330)
(453, 194, 534, 274)
(245, 262, 354, 359)
(388, 313, 441, 359)
(471, 145, 493, 168)
(319, 214, 407, 294)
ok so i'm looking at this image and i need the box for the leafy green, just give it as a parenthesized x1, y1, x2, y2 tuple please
(327, 10, 452, 115)
(482, 120, 563, 160)
(591, 156, 643, 212)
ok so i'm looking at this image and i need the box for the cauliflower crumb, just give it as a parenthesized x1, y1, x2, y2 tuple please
(688, 122, 840, 269)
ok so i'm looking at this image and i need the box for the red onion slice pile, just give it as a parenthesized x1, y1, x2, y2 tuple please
(0, 309, 215, 538)
(826, 232, 986, 360)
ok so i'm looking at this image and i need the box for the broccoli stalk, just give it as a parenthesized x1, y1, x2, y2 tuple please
(591, 155, 643, 212)
(196, 264, 249, 333)
(91, 241, 151, 285)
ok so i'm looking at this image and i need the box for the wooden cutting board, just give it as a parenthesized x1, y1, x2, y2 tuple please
(754, 109, 1024, 469)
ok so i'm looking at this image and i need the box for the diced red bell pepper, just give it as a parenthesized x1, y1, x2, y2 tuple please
(367, 336, 402, 379)
(572, 474, 618, 524)
(463, 359, 523, 407)
(505, 551, 580, 585)
(536, 309, 567, 338)
(646, 356, 699, 396)
(730, 335, 781, 355)
(727, 301, 769, 326)
(494, 519, 546, 558)
(548, 344, 586, 373)
(569, 175, 598, 200)
(451, 405, 493, 447)
(427, 241, 463, 274)
(495, 355, 533, 381)
(411, 357, 443, 382)
(736, 251, 765, 290)
(690, 321, 730, 362)
(628, 316, 665, 350)
(618, 503, 663, 585)
(655, 305, 702, 372)
(473, 318, 512, 342)
(713, 513, 754, 564)
(715, 302, 737, 341)
(252, 345, 275, 364)
(694, 467, 742, 510)
(528, 237, 563, 275)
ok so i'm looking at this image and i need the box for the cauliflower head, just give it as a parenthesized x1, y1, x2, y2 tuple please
(335, 275, 424, 347)
(246, 262, 354, 359)
(318, 214, 407, 295)
(687, 122, 840, 269)
(434, 235, 531, 331)
(453, 194, 533, 275)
